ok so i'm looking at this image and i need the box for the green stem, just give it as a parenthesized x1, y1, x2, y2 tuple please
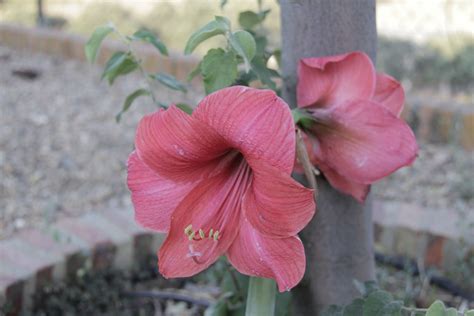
(245, 277, 276, 316)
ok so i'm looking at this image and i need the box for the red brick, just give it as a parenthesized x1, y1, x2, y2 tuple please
(460, 113, 474, 150)
(424, 235, 446, 267)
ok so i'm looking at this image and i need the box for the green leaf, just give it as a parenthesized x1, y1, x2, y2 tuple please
(102, 52, 138, 84)
(322, 305, 344, 316)
(379, 301, 402, 316)
(465, 310, 474, 316)
(250, 56, 276, 90)
(343, 299, 365, 316)
(445, 308, 458, 316)
(184, 16, 230, 54)
(229, 30, 256, 72)
(116, 88, 150, 122)
(426, 301, 446, 316)
(238, 10, 269, 30)
(354, 280, 379, 297)
(150, 73, 187, 92)
(201, 48, 238, 94)
(130, 29, 168, 56)
(363, 290, 393, 316)
(176, 103, 193, 114)
(85, 24, 114, 63)
(254, 35, 268, 57)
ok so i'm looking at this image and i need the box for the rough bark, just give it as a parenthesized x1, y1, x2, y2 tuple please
(280, 0, 377, 314)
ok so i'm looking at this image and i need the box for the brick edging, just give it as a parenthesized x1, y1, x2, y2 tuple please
(0, 209, 162, 316)
(0, 23, 199, 81)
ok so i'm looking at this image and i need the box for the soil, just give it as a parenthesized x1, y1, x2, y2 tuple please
(1, 44, 473, 239)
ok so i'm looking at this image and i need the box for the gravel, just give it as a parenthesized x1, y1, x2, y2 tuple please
(0, 45, 202, 239)
(1, 45, 472, 239)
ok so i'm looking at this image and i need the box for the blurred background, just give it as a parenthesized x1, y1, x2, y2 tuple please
(0, 0, 473, 314)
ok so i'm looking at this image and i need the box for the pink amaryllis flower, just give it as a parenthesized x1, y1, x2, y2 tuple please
(297, 51, 418, 202)
(127, 86, 315, 291)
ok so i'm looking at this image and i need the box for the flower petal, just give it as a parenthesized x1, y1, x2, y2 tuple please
(373, 73, 405, 117)
(297, 52, 376, 108)
(227, 220, 306, 292)
(244, 160, 315, 237)
(158, 154, 250, 278)
(317, 163, 370, 203)
(127, 152, 198, 232)
(193, 86, 296, 173)
(311, 99, 418, 184)
(135, 105, 229, 182)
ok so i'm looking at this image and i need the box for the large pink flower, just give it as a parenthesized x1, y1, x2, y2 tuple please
(127, 86, 315, 291)
(297, 51, 418, 202)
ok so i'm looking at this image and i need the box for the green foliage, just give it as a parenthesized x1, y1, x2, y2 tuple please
(184, 16, 230, 55)
(149, 73, 187, 92)
(176, 103, 194, 114)
(116, 89, 150, 122)
(129, 29, 168, 56)
(201, 48, 238, 94)
(250, 56, 277, 89)
(229, 30, 257, 72)
(323, 282, 470, 316)
(84, 24, 114, 63)
(101, 51, 139, 84)
(291, 108, 315, 129)
(238, 10, 270, 30)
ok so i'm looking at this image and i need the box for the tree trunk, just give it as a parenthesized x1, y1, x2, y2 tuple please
(280, 0, 377, 314)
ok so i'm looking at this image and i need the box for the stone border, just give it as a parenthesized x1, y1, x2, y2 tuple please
(0, 209, 163, 315)
(1, 23, 472, 150)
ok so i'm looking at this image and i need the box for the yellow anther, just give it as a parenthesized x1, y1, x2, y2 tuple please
(187, 231, 195, 241)
(208, 228, 214, 239)
(199, 229, 205, 239)
(213, 230, 220, 241)
(184, 224, 193, 236)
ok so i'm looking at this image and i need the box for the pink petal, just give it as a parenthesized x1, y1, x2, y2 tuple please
(127, 152, 198, 232)
(311, 99, 418, 184)
(227, 220, 306, 292)
(373, 73, 405, 117)
(193, 86, 296, 174)
(297, 51, 376, 108)
(317, 162, 370, 203)
(244, 159, 315, 237)
(158, 154, 251, 278)
(135, 106, 229, 182)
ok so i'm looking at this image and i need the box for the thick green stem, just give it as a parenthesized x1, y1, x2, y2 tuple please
(245, 277, 276, 316)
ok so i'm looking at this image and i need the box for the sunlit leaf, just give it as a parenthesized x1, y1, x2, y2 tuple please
(116, 88, 150, 122)
(201, 48, 238, 94)
(102, 51, 138, 84)
(184, 16, 230, 54)
(150, 73, 187, 92)
(426, 301, 446, 316)
(229, 30, 256, 72)
(85, 24, 114, 63)
(130, 29, 168, 56)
